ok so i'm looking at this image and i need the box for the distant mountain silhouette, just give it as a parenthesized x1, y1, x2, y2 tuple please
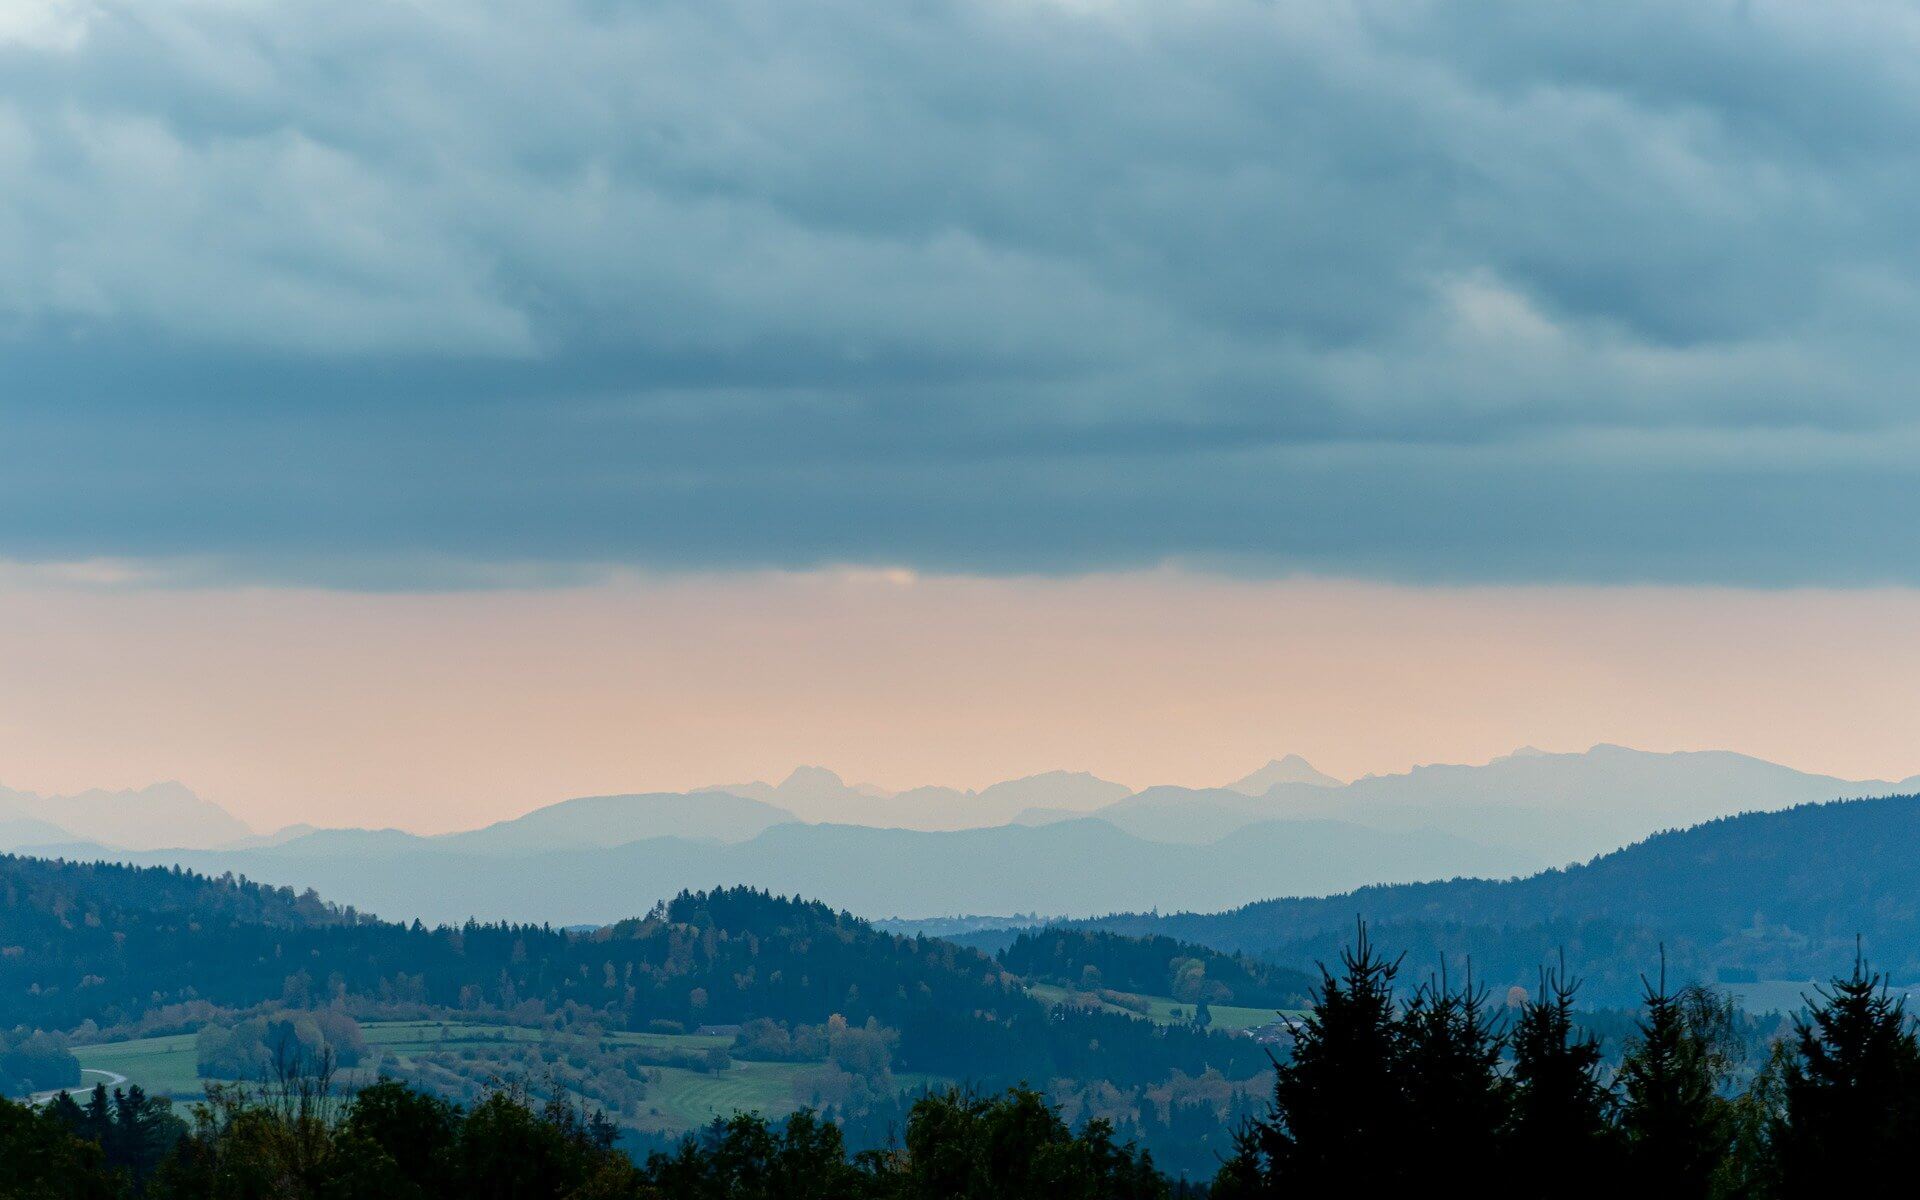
(1075, 744, 1916, 867)
(1070, 786, 1302, 844)
(1225, 754, 1341, 793)
(697, 767, 1129, 830)
(0, 814, 77, 852)
(0, 780, 252, 851)
(435, 791, 797, 852)
(86, 814, 1528, 926)
(24, 744, 1920, 930)
(697, 765, 886, 805)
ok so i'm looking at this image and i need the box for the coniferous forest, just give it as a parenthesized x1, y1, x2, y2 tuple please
(7, 840, 1920, 1198)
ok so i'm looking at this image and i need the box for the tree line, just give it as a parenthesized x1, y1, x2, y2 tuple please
(1214, 925, 1920, 1198)
(3, 1070, 1167, 1199)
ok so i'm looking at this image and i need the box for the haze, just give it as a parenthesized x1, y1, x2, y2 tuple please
(4, 570, 1919, 833)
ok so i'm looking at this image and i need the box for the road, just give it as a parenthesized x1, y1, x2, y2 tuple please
(28, 1068, 129, 1107)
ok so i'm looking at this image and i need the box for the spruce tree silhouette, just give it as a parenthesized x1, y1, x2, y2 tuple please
(1402, 958, 1509, 1175)
(1777, 941, 1920, 1196)
(1238, 919, 1411, 1193)
(1617, 949, 1730, 1196)
(1507, 953, 1620, 1198)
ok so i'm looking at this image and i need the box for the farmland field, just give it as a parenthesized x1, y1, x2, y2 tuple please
(1025, 983, 1294, 1032)
(70, 1021, 938, 1133)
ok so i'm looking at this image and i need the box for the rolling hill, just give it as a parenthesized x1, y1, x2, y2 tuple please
(1063, 791, 1920, 1004)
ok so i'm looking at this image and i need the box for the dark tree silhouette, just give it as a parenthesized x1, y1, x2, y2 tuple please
(1506, 955, 1620, 1197)
(1776, 946, 1920, 1196)
(1401, 958, 1508, 1174)
(1236, 920, 1411, 1193)
(1616, 951, 1731, 1195)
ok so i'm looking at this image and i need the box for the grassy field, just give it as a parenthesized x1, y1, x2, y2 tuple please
(71, 1021, 928, 1133)
(74, 1035, 205, 1099)
(640, 1061, 815, 1129)
(1026, 983, 1294, 1032)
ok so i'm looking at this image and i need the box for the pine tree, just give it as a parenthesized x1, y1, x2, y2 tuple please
(1507, 955, 1620, 1197)
(1616, 953, 1730, 1196)
(1776, 946, 1920, 1196)
(1241, 920, 1411, 1193)
(1401, 958, 1508, 1174)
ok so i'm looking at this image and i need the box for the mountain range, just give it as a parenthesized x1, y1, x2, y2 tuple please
(1024, 744, 1920, 864)
(52, 816, 1527, 927)
(7, 745, 1916, 926)
(0, 781, 253, 851)
(694, 766, 1132, 829)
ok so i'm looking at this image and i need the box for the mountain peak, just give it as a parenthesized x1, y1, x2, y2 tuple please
(779, 765, 848, 790)
(1226, 755, 1341, 795)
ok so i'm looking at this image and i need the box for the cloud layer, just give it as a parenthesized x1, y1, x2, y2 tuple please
(5, 0, 1919, 585)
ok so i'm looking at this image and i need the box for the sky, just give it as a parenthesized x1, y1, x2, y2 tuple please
(5, 1, 1920, 830)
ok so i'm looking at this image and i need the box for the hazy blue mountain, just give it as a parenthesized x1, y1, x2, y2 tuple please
(87, 814, 1527, 926)
(0, 814, 77, 852)
(698, 766, 1131, 830)
(1225, 754, 1341, 794)
(695, 765, 887, 810)
(0, 780, 252, 850)
(251, 792, 799, 859)
(974, 771, 1131, 815)
(1079, 786, 1300, 844)
(261, 828, 438, 857)
(1081, 744, 1915, 867)
(217, 823, 320, 849)
(435, 791, 797, 852)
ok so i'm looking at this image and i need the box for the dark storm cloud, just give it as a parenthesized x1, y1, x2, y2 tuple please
(4, 0, 1920, 586)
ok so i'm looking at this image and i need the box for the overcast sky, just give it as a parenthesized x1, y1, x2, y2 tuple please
(7, 0, 1920, 586)
(6, 1, 1920, 823)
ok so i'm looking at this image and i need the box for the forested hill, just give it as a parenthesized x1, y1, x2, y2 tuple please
(1071, 793, 1920, 1001)
(1, 863, 1268, 1088)
(1, 852, 360, 931)
(0, 860, 1001, 1033)
(998, 927, 1313, 1008)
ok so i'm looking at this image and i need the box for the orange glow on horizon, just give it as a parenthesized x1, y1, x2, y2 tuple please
(2, 569, 1917, 834)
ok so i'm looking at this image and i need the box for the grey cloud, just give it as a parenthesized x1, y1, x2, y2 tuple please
(3, 0, 1919, 585)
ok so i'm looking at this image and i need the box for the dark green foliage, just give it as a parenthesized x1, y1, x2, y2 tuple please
(1401, 961, 1508, 1172)
(0, 861, 1268, 1117)
(896, 1087, 1166, 1200)
(448, 1088, 626, 1200)
(1507, 960, 1621, 1197)
(17, 940, 1920, 1198)
(641, 1109, 884, 1200)
(1228, 941, 1623, 1196)
(43, 1084, 186, 1190)
(1238, 922, 1412, 1192)
(0, 864, 1278, 1176)
(0, 1026, 80, 1096)
(334, 1079, 461, 1194)
(0, 1093, 120, 1200)
(1775, 950, 1920, 1196)
(1616, 965, 1734, 1194)
(197, 1011, 365, 1080)
(8, 1076, 1165, 1200)
(1066, 793, 1920, 1002)
(997, 929, 1312, 1007)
